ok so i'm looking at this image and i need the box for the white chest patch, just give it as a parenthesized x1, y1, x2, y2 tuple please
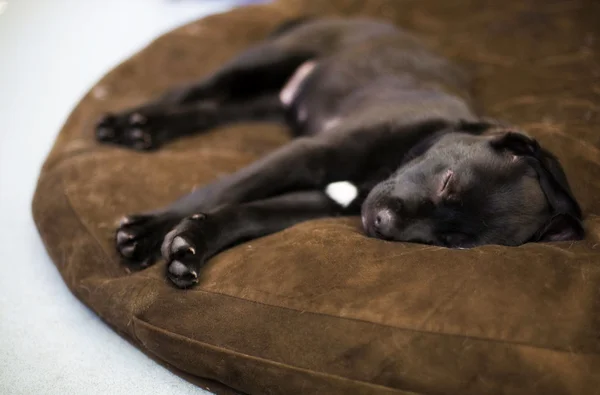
(279, 61, 318, 107)
(325, 181, 359, 208)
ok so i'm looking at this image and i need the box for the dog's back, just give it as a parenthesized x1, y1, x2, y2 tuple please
(271, 18, 476, 135)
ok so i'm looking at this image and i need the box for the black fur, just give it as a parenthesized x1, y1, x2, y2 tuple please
(97, 18, 583, 288)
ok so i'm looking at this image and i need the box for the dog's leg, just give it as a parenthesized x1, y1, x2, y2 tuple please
(115, 133, 353, 266)
(115, 135, 344, 266)
(96, 95, 284, 150)
(115, 119, 448, 267)
(96, 43, 314, 150)
(159, 190, 345, 288)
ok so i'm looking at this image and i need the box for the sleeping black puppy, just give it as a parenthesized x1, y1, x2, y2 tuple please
(96, 17, 584, 288)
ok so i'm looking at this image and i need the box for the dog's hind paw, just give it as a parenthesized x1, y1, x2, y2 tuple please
(95, 111, 165, 151)
(161, 213, 212, 289)
(115, 213, 178, 268)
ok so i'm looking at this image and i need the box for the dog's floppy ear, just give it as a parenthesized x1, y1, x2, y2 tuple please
(489, 130, 584, 241)
(532, 213, 584, 242)
(458, 118, 508, 135)
(489, 130, 541, 156)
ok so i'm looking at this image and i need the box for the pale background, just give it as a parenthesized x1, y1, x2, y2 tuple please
(0, 1, 260, 393)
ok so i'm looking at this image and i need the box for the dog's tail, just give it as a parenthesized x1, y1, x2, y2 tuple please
(269, 16, 315, 38)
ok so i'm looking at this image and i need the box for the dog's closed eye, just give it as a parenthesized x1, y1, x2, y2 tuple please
(437, 170, 456, 200)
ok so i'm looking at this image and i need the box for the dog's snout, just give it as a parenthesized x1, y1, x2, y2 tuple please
(374, 209, 395, 238)
(361, 186, 402, 240)
(361, 207, 398, 240)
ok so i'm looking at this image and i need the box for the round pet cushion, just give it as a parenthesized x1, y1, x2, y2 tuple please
(33, 0, 600, 394)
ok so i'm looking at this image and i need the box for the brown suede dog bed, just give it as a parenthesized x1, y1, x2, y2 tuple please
(32, 0, 600, 394)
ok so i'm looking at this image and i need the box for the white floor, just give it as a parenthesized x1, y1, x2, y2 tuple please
(0, 1, 248, 394)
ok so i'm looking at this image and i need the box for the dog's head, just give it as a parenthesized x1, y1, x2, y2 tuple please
(361, 121, 584, 247)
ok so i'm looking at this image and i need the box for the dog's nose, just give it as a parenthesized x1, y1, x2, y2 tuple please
(372, 208, 395, 239)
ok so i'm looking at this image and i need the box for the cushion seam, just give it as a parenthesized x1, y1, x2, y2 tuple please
(54, 167, 600, 357)
(151, 276, 600, 356)
(131, 316, 423, 395)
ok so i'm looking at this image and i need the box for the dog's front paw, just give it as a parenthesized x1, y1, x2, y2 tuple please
(116, 213, 178, 268)
(161, 213, 214, 289)
(95, 111, 165, 151)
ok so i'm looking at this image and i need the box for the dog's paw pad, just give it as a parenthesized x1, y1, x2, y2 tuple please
(95, 111, 163, 151)
(171, 236, 196, 257)
(118, 242, 137, 259)
(162, 214, 213, 288)
(119, 214, 149, 227)
(115, 213, 177, 268)
(129, 113, 147, 126)
(126, 128, 154, 150)
(167, 260, 198, 288)
(116, 229, 134, 244)
(96, 126, 115, 142)
(95, 114, 117, 142)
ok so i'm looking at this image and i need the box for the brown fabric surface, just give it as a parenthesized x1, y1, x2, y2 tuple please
(32, 0, 600, 394)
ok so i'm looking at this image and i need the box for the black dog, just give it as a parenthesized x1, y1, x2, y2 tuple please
(96, 17, 584, 288)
